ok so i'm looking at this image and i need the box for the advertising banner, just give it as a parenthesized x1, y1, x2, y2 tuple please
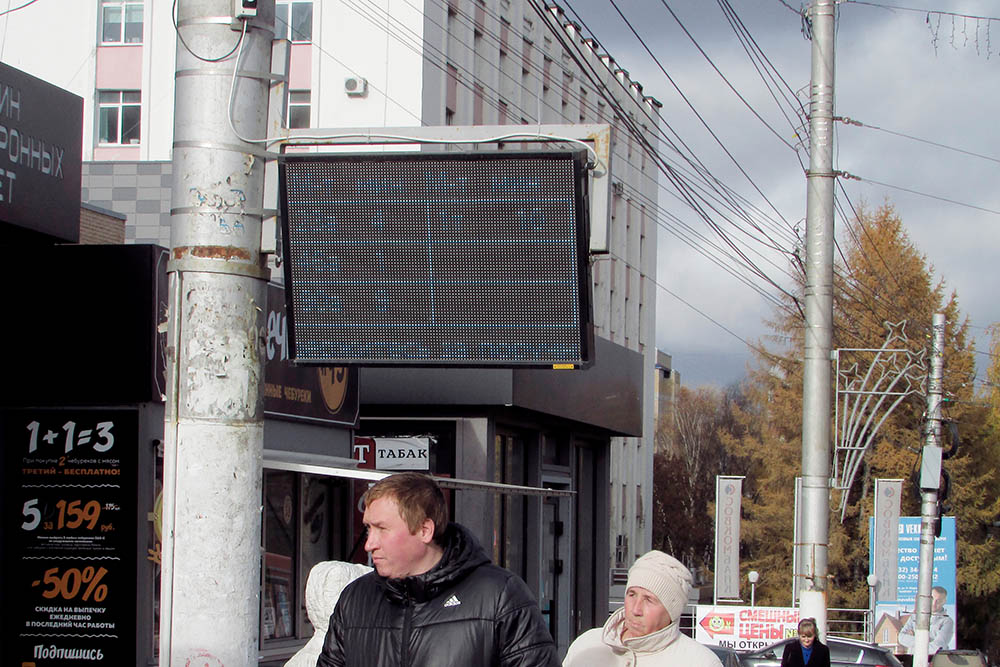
(1, 408, 138, 665)
(714, 476, 743, 600)
(869, 516, 957, 655)
(695, 605, 800, 650)
(0, 63, 83, 242)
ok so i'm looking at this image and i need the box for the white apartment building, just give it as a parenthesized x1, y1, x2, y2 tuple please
(2, 0, 660, 660)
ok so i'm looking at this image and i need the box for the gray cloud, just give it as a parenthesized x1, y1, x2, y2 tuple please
(569, 0, 1000, 386)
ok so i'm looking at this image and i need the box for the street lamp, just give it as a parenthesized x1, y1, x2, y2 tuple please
(867, 574, 879, 643)
(748, 570, 759, 607)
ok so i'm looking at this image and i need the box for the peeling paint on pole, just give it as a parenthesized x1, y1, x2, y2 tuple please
(179, 276, 263, 418)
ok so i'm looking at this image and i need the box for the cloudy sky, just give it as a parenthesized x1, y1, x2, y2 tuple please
(567, 0, 1000, 387)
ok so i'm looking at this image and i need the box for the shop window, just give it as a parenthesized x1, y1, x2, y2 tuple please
(494, 433, 528, 581)
(101, 0, 143, 44)
(276, 0, 313, 43)
(542, 433, 569, 467)
(98, 90, 141, 145)
(287, 90, 311, 129)
(261, 470, 346, 649)
(263, 470, 298, 641)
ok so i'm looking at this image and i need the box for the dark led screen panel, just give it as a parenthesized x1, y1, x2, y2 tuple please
(279, 150, 592, 366)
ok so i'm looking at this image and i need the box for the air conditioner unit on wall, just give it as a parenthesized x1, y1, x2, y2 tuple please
(344, 76, 368, 97)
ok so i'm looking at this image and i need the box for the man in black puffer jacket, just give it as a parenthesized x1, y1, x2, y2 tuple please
(317, 471, 559, 667)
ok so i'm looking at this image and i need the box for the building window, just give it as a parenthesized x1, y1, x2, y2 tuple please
(446, 63, 459, 119)
(276, 0, 313, 43)
(499, 18, 510, 55)
(473, 83, 485, 125)
(101, 0, 143, 44)
(288, 90, 311, 128)
(98, 91, 141, 145)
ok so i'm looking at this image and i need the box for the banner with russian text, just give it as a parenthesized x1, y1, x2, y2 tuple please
(872, 479, 903, 602)
(870, 516, 957, 655)
(1, 408, 138, 665)
(714, 476, 743, 600)
(695, 605, 800, 650)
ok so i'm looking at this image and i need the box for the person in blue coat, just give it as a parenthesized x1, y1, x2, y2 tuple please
(781, 618, 830, 667)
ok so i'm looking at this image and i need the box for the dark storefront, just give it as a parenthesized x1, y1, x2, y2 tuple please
(0, 244, 636, 663)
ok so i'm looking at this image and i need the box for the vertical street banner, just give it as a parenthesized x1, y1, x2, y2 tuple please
(872, 479, 903, 602)
(1, 409, 138, 665)
(714, 476, 743, 601)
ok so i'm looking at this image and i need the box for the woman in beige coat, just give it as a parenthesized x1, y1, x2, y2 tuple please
(563, 550, 722, 667)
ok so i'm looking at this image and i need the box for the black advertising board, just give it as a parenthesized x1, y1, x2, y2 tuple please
(0, 62, 83, 242)
(263, 283, 359, 427)
(1, 408, 138, 665)
(279, 150, 593, 367)
(0, 244, 168, 407)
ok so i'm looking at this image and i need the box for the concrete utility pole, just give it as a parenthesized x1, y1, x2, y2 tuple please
(913, 313, 946, 667)
(798, 0, 837, 636)
(160, 1, 274, 664)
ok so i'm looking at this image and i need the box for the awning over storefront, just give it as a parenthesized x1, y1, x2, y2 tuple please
(263, 449, 574, 498)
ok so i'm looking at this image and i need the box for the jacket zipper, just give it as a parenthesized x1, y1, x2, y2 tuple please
(401, 595, 412, 667)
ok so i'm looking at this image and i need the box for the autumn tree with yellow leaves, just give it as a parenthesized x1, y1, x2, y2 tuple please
(653, 203, 1000, 655)
(730, 204, 1000, 651)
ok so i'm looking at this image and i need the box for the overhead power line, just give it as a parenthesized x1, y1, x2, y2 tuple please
(839, 117, 1000, 165)
(603, 251, 760, 351)
(536, 0, 799, 294)
(659, 0, 799, 152)
(606, 0, 796, 230)
(843, 174, 1000, 216)
(775, 0, 803, 16)
(549, 0, 801, 301)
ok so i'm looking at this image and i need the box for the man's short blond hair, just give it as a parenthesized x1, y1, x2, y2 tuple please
(362, 472, 448, 541)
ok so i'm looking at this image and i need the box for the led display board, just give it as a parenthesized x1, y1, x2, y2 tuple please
(279, 150, 592, 366)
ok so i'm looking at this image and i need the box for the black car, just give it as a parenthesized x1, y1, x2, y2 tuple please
(708, 643, 745, 667)
(741, 637, 904, 667)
